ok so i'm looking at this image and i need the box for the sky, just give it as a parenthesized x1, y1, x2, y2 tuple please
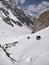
(15, 0, 49, 17)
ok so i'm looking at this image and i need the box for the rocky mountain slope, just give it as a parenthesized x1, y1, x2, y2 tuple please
(0, 0, 35, 28)
(32, 10, 49, 33)
(0, 0, 36, 39)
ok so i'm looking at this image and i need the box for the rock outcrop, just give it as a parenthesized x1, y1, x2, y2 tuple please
(32, 10, 49, 33)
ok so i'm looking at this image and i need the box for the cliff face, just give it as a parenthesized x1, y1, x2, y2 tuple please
(32, 10, 49, 33)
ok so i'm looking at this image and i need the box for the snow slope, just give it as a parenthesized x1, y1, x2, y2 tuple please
(0, 0, 36, 44)
(0, 0, 35, 40)
(0, 26, 49, 65)
(0, 0, 49, 65)
(0, 16, 32, 40)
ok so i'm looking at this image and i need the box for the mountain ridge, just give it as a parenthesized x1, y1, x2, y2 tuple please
(0, 0, 36, 28)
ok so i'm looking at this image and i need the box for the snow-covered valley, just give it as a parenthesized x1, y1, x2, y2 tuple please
(0, 0, 49, 65)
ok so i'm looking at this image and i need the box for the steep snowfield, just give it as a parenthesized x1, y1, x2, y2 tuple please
(0, 26, 49, 65)
(0, 0, 36, 47)
(0, 16, 32, 39)
(0, 0, 34, 40)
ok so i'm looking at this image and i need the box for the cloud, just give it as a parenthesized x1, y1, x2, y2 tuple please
(26, 1, 49, 17)
(20, 0, 25, 4)
(15, 0, 26, 5)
